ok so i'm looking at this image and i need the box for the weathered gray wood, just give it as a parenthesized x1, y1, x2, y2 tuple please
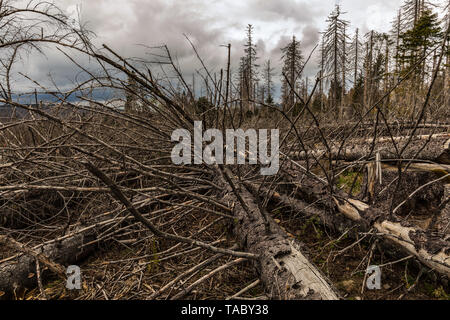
(0, 232, 95, 298)
(218, 167, 339, 300)
(259, 183, 450, 279)
(289, 134, 450, 163)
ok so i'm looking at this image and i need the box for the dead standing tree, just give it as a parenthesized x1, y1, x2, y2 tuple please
(320, 5, 349, 119)
(280, 36, 304, 114)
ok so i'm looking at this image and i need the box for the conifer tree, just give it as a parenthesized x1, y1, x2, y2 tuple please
(262, 60, 275, 104)
(242, 24, 259, 112)
(398, 9, 442, 82)
(349, 28, 363, 89)
(321, 5, 349, 115)
(391, 9, 403, 76)
(281, 35, 304, 111)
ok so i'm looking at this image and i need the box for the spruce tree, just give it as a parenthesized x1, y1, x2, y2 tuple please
(398, 9, 442, 81)
(262, 60, 275, 104)
(280, 35, 304, 111)
(243, 24, 259, 112)
(321, 5, 349, 115)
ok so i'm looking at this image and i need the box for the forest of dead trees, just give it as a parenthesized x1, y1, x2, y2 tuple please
(0, 0, 449, 301)
(234, 2, 450, 123)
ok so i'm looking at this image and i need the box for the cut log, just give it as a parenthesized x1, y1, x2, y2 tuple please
(217, 167, 339, 300)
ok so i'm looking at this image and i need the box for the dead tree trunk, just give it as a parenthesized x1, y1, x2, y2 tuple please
(289, 134, 450, 163)
(217, 167, 339, 300)
(0, 232, 95, 298)
(255, 182, 450, 279)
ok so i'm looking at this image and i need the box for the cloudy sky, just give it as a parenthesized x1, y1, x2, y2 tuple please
(12, 0, 447, 98)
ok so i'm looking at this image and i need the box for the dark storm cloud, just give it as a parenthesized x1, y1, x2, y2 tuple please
(302, 25, 320, 50)
(244, 0, 320, 23)
(11, 0, 416, 95)
(79, 0, 223, 59)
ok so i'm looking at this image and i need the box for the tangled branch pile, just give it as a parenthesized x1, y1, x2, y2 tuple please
(0, 0, 449, 300)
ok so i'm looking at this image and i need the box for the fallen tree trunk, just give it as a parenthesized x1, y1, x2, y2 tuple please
(380, 163, 450, 176)
(0, 192, 158, 297)
(358, 133, 449, 145)
(432, 185, 450, 236)
(0, 167, 340, 300)
(244, 181, 356, 233)
(334, 161, 450, 175)
(217, 167, 339, 300)
(289, 133, 450, 163)
(0, 235, 67, 278)
(253, 181, 450, 279)
(0, 232, 95, 298)
(314, 122, 450, 132)
(334, 198, 450, 278)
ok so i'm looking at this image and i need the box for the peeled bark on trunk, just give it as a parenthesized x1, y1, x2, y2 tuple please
(217, 167, 339, 300)
(334, 198, 450, 278)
